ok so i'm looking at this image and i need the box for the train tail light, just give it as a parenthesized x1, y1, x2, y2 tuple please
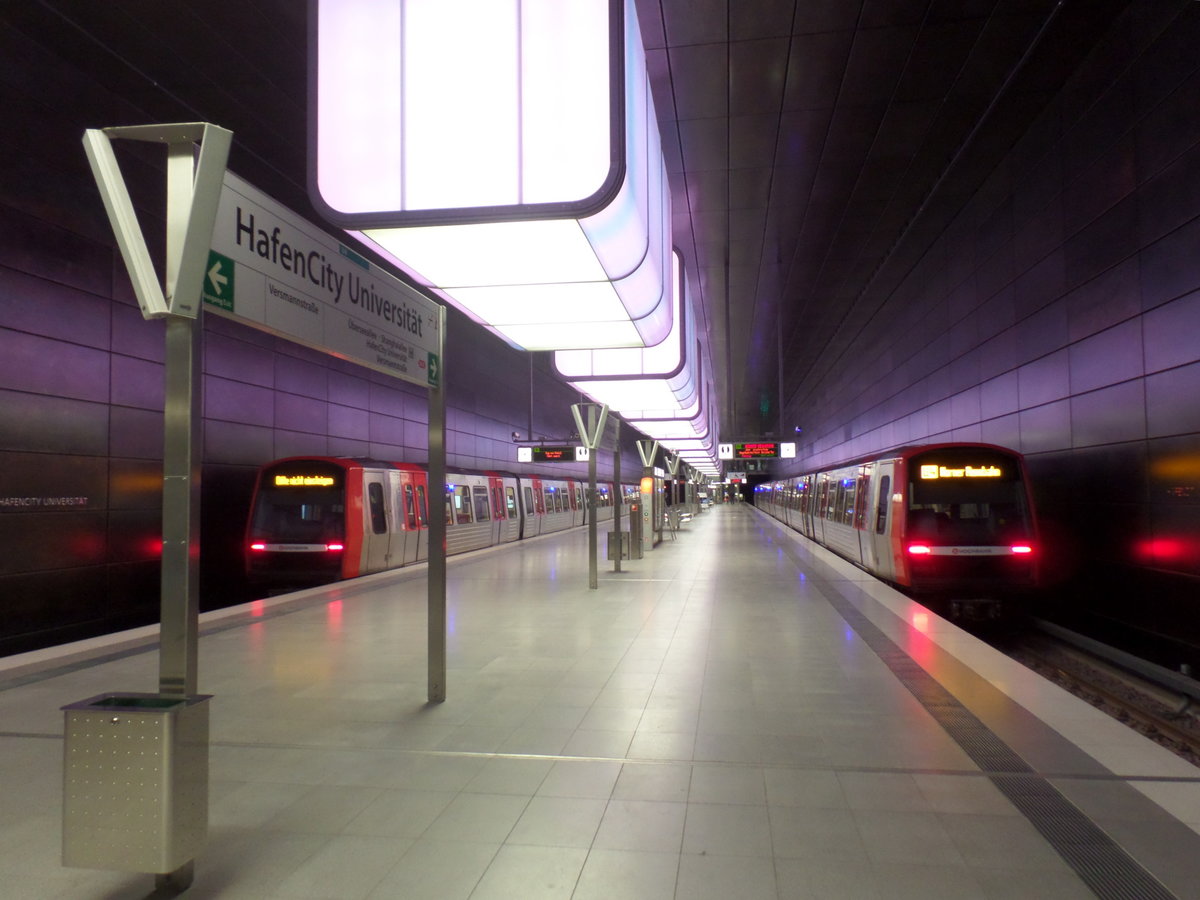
(326, 543, 345, 552)
(907, 544, 932, 556)
(1011, 544, 1033, 555)
(250, 542, 267, 552)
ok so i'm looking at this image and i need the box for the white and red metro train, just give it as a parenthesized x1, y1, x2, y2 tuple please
(755, 442, 1040, 615)
(245, 456, 638, 586)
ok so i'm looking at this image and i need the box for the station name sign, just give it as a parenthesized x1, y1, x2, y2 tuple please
(718, 442, 796, 460)
(517, 446, 589, 463)
(205, 171, 442, 389)
(919, 464, 1002, 479)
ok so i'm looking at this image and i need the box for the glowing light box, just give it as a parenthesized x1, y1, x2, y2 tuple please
(310, 0, 672, 351)
(555, 249, 700, 414)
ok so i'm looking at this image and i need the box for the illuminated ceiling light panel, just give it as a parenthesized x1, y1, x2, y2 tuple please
(556, 249, 703, 412)
(311, 0, 672, 352)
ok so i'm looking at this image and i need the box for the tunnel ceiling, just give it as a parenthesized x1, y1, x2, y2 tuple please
(4, 0, 1135, 441)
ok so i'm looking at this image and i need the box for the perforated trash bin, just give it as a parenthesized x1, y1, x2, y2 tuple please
(62, 692, 211, 873)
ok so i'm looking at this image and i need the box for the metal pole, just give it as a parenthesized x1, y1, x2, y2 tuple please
(588, 406, 599, 590)
(158, 316, 201, 698)
(428, 306, 447, 702)
(158, 137, 204, 700)
(612, 417, 622, 573)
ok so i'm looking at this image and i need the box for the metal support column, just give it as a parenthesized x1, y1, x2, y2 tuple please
(611, 417, 622, 573)
(588, 434, 598, 590)
(428, 306, 447, 702)
(158, 315, 201, 698)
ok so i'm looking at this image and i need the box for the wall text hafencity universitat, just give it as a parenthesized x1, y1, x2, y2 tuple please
(234, 207, 425, 339)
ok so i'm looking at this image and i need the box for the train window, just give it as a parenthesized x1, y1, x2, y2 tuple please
(492, 486, 504, 519)
(875, 475, 890, 534)
(403, 485, 417, 529)
(523, 486, 535, 514)
(251, 487, 344, 542)
(445, 487, 454, 526)
(543, 488, 555, 512)
(506, 487, 517, 516)
(367, 482, 388, 534)
(473, 486, 491, 521)
(455, 485, 473, 524)
(908, 451, 1031, 543)
(416, 485, 428, 526)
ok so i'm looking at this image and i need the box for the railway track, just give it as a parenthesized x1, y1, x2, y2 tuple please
(1002, 618, 1200, 768)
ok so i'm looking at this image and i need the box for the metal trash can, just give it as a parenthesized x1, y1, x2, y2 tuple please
(62, 692, 211, 873)
(607, 530, 630, 560)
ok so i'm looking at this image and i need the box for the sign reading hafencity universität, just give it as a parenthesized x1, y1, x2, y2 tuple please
(203, 171, 442, 389)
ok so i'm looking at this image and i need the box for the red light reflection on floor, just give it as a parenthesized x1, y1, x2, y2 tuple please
(326, 599, 343, 632)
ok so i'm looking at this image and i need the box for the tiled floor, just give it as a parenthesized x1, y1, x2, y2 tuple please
(3, 503, 1200, 898)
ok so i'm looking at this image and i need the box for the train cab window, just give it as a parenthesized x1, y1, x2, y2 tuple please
(875, 475, 891, 534)
(416, 485, 428, 527)
(473, 486, 491, 521)
(403, 485, 417, 529)
(367, 482, 388, 534)
(251, 476, 345, 543)
(506, 487, 517, 517)
(908, 451, 1032, 543)
(454, 485, 473, 524)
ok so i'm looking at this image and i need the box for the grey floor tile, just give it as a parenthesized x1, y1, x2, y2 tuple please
(572, 849, 678, 900)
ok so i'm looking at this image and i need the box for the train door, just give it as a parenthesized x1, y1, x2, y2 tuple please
(526, 478, 544, 536)
(397, 472, 421, 565)
(488, 475, 507, 545)
(867, 461, 897, 580)
(362, 470, 393, 573)
(855, 464, 875, 570)
(414, 479, 429, 561)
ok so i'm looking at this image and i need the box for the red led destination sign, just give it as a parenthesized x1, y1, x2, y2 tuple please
(734, 442, 779, 459)
(531, 446, 578, 462)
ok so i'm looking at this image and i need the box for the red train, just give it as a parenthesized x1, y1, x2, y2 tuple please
(755, 443, 1040, 616)
(246, 456, 635, 586)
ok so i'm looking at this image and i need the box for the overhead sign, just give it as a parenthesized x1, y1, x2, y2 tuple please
(719, 441, 795, 460)
(205, 171, 442, 389)
(517, 446, 588, 463)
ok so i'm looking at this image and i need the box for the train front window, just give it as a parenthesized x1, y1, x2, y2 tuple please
(908, 452, 1030, 543)
(251, 486, 344, 543)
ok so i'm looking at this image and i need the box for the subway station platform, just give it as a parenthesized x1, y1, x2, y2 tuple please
(3, 504, 1200, 899)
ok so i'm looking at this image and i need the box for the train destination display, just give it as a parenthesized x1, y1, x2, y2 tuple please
(204, 171, 442, 389)
(919, 463, 1003, 479)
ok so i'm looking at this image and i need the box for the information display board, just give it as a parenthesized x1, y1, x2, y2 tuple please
(517, 446, 588, 463)
(718, 442, 797, 460)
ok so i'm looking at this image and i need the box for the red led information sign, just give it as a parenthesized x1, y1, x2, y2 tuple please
(734, 442, 779, 459)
